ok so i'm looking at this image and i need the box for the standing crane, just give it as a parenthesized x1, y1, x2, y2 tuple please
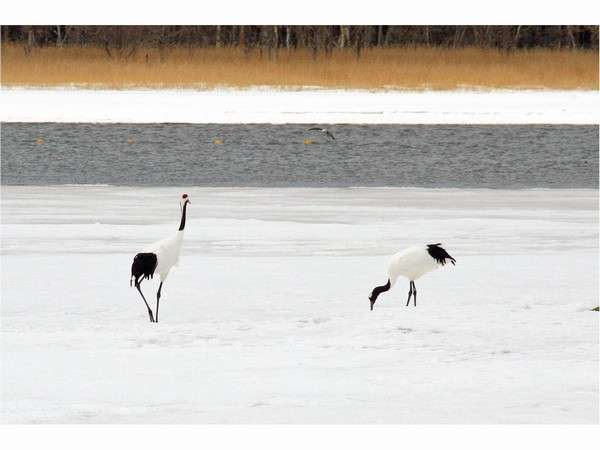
(130, 193, 191, 322)
(369, 243, 456, 311)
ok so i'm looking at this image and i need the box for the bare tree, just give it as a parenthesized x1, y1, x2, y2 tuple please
(566, 26, 577, 48)
(339, 26, 350, 48)
(285, 25, 291, 49)
(215, 25, 222, 47)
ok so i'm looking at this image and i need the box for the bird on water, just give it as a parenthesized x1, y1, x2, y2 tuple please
(307, 127, 335, 140)
(369, 243, 456, 311)
(130, 193, 191, 322)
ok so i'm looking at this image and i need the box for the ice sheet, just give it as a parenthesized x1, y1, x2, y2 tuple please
(1, 186, 598, 423)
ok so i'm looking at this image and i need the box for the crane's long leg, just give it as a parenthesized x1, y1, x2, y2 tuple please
(412, 281, 417, 307)
(135, 280, 155, 322)
(406, 282, 413, 306)
(155, 282, 163, 323)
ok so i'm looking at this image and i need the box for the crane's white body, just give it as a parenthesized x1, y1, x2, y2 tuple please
(388, 245, 439, 284)
(143, 230, 184, 281)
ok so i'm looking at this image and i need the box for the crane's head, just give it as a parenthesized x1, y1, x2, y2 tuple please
(180, 193, 191, 209)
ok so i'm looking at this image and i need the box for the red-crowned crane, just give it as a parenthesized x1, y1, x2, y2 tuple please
(130, 193, 191, 322)
(369, 243, 456, 311)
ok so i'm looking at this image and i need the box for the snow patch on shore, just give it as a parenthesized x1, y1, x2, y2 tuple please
(1, 87, 597, 124)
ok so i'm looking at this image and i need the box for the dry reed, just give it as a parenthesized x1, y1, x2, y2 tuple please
(1, 44, 598, 90)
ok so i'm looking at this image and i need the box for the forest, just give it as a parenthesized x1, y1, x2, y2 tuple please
(3, 26, 598, 56)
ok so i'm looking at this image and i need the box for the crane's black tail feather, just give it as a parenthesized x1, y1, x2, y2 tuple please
(130, 253, 158, 286)
(427, 243, 456, 265)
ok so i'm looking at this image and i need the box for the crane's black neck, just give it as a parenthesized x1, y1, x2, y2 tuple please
(369, 279, 391, 311)
(371, 279, 391, 301)
(178, 201, 188, 231)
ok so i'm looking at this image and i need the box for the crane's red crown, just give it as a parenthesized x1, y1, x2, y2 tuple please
(182, 193, 188, 199)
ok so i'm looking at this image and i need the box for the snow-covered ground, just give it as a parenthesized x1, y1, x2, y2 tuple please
(1, 186, 598, 423)
(1, 88, 597, 124)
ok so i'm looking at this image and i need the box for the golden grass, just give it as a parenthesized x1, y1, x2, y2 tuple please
(1, 44, 598, 90)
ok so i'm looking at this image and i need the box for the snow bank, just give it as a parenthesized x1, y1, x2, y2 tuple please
(1, 88, 597, 124)
(1, 186, 598, 423)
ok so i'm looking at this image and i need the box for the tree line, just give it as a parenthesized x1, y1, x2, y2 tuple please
(2, 26, 598, 57)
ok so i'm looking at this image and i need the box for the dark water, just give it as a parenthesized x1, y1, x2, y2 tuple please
(1, 124, 597, 188)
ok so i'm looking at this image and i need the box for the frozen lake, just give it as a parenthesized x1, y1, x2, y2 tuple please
(1, 186, 598, 423)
